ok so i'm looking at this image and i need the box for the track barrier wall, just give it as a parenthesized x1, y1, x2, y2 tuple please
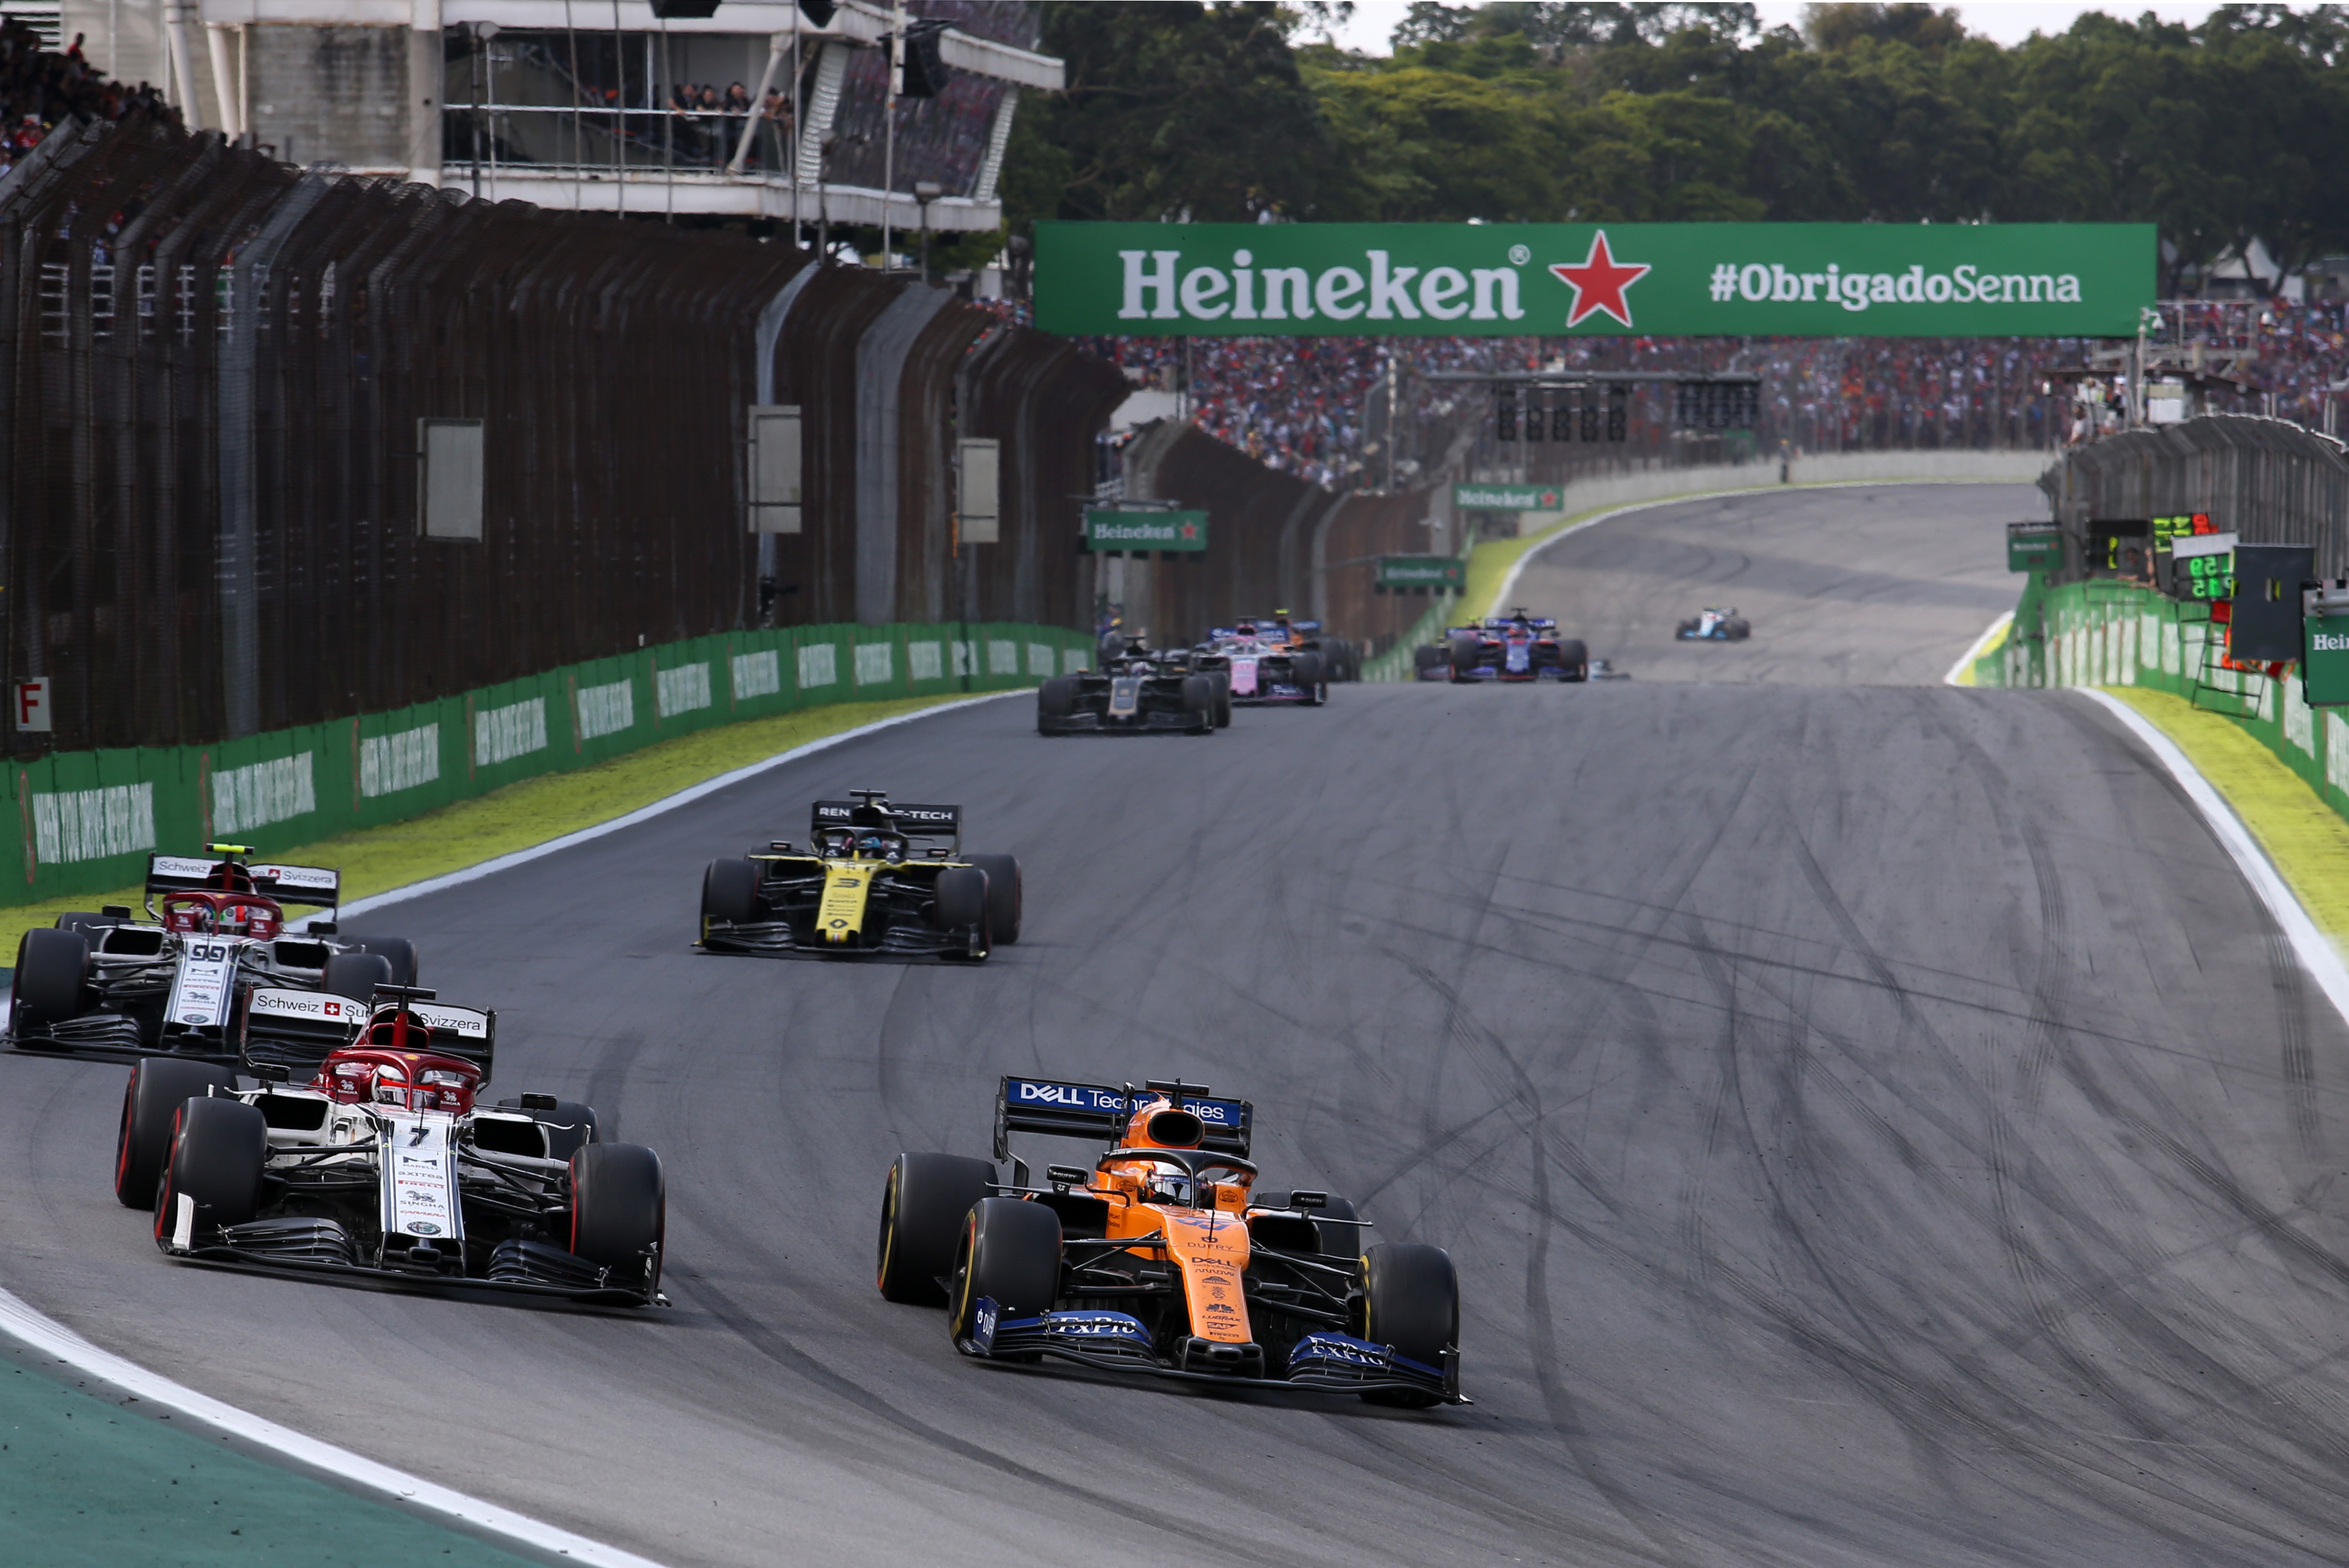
(5, 620, 1089, 905)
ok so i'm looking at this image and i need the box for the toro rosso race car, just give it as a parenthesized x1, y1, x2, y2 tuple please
(114, 983, 665, 1305)
(1037, 641, 1227, 735)
(1187, 624, 1330, 707)
(877, 1075, 1466, 1408)
(8, 847, 420, 1059)
(699, 791, 1023, 960)
(1675, 607, 1751, 641)
(1442, 611, 1588, 682)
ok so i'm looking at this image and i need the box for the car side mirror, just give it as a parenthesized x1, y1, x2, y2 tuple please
(1288, 1189, 1327, 1210)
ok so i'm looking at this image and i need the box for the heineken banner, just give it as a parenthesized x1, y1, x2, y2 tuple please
(1455, 482, 1564, 511)
(1085, 508, 1207, 552)
(1378, 556, 1466, 590)
(1034, 222, 2154, 338)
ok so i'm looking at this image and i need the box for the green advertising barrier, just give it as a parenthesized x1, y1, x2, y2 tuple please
(1454, 482, 1564, 511)
(1970, 577, 2349, 819)
(1035, 221, 2155, 338)
(1377, 556, 1466, 592)
(0, 619, 1090, 907)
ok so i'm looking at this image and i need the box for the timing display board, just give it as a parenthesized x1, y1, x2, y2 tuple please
(2171, 531, 2237, 602)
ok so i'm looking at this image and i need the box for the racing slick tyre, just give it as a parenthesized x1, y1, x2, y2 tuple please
(1725, 618, 1751, 640)
(12, 926, 90, 1034)
(1180, 675, 1215, 734)
(1412, 644, 1443, 678)
(701, 858, 761, 926)
(933, 866, 989, 956)
(1037, 676, 1077, 735)
(877, 1152, 998, 1305)
(1316, 1195, 1364, 1264)
(1358, 1242, 1458, 1408)
(1447, 632, 1481, 680)
(570, 1142, 666, 1293)
(116, 1058, 237, 1209)
(154, 1095, 267, 1239)
(1291, 652, 1326, 704)
(948, 1196, 1064, 1355)
(967, 855, 1023, 945)
(1209, 672, 1232, 728)
(360, 936, 420, 987)
(322, 951, 393, 1005)
(496, 1097, 600, 1161)
(1556, 638, 1589, 682)
(1674, 618, 1700, 640)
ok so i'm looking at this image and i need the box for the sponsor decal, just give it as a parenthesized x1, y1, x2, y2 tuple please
(406, 1221, 441, 1236)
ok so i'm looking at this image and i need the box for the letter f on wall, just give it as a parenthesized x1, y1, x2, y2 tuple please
(1120, 251, 1182, 319)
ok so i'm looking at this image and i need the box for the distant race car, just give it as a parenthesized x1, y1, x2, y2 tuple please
(1038, 641, 1227, 734)
(117, 983, 666, 1305)
(876, 1074, 1466, 1408)
(698, 790, 1023, 960)
(1442, 610, 1588, 682)
(1228, 613, 1359, 682)
(1188, 626, 1330, 707)
(8, 847, 419, 1059)
(1675, 608, 1751, 641)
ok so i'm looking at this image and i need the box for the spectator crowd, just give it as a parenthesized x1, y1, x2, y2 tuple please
(1078, 299, 2349, 493)
(0, 23, 179, 180)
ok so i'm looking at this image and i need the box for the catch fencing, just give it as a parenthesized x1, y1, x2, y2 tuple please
(0, 115, 1125, 759)
(2038, 415, 2349, 577)
(8, 618, 1090, 905)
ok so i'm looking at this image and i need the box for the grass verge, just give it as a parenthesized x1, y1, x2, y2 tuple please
(2104, 687, 2349, 945)
(0, 692, 988, 959)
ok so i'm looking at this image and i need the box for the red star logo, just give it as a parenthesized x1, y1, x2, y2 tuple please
(1539, 489, 1559, 507)
(1549, 232, 1650, 328)
(1178, 521, 1198, 541)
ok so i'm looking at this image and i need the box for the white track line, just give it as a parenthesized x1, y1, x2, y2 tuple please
(1487, 474, 2037, 619)
(2074, 689, 2349, 1029)
(1942, 611, 2015, 688)
(0, 1283, 668, 1566)
(0, 690, 1027, 1564)
(333, 689, 1020, 920)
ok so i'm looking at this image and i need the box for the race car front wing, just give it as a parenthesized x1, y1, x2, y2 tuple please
(158, 1208, 663, 1306)
(965, 1297, 1467, 1403)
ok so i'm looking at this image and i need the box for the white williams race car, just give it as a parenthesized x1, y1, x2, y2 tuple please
(115, 984, 666, 1306)
(8, 846, 419, 1060)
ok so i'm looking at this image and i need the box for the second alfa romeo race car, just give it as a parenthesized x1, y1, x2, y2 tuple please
(1437, 610, 1588, 682)
(9, 847, 419, 1059)
(1675, 607, 1752, 641)
(698, 791, 1023, 960)
(877, 1075, 1466, 1407)
(1037, 640, 1227, 735)
(115, 983, 666, 1305)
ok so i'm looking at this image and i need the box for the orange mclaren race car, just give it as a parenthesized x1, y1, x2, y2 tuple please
(876, 1076, 1466, 1407)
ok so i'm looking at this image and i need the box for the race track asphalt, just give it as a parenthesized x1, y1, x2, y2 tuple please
(7, 482, 2349, 1567)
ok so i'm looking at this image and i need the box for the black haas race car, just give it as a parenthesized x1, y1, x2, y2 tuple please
(117, 983, 665, 1305)
(9, 847, 419, 1060)
(877, 1075, 1466, 1408)
(1442, 610, 1588, 682)
(1037, 639, 1229, 734)
(699, 791, 1023, 960)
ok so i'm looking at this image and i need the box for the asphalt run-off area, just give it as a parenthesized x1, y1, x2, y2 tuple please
(8, 482, 2349, 1568)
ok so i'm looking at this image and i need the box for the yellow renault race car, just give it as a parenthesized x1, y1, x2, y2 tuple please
(697, 790, 1022, 960)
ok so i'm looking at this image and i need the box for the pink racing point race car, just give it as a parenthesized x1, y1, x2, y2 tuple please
(1186, 621, 1330, 707)
(1444, 610, 1589, 683)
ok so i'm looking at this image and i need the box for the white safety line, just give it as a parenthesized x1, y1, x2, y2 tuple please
(0, 1282, 669, 1567)
(1487, 475, 2035, 619)
(2074, 689, 2349, 1030)
(331, 689, 1020, 921)
(1942, 611, 2015, 688)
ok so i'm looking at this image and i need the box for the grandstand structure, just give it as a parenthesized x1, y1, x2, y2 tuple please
(58, 0, 1053, 228)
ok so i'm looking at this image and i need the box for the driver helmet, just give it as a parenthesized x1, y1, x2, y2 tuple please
(1144, 1168, 1194, 1207)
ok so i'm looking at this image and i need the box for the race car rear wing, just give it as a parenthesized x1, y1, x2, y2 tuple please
(810, 799, 961, 848)
(995, 1075, 1253, 1161)
(241, 986, 494, 1081)
(147, 852, 341, 910)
